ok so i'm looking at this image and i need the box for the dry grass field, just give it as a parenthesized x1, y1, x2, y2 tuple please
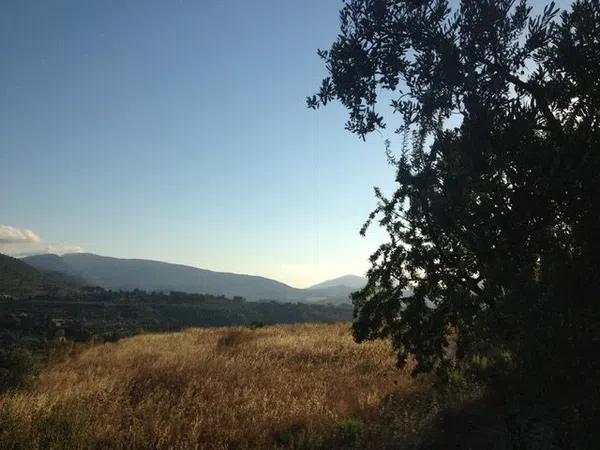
(0, 323, 437, 450)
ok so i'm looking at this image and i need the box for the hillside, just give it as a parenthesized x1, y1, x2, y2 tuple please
(308, 275, 367, 290)
(24, 253, 306, 301)
(23, 253, 363, 303)
(0, 322, 586, 449)
(0, 324, 419, 449)
(19, 253, 73, 274)
(304, 274, 367, 304)
(0, 253, 82, 297)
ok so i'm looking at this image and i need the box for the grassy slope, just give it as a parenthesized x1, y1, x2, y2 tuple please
(0, 323, 431, 449)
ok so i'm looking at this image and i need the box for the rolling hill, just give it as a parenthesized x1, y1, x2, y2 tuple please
(304, 274, 367, 304)
(0, 324, 408, 449)
(0, 253, 83, 297)
(308, 275, 367, 290)
(23, 253, 307, 301)
(22, 253, 366, 303)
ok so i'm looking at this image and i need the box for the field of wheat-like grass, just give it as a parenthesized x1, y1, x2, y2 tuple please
(0, 323, 423, 449)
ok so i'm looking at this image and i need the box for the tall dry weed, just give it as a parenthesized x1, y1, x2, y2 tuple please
(0, 323, 417, 449)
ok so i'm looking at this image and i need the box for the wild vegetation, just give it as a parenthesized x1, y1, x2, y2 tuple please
(0, 289, 351, 354)
(1, 322, 596, 449)
(1, 0, 598, 448)
(0, 323, 436, 450)
(311, 0, 600, 382)
(307, 0, 600, 446)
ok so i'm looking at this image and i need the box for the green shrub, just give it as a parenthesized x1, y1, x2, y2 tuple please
(0, 348, 37, 392)
(274, 424, 324, 450)
(332, 419, 366, 448)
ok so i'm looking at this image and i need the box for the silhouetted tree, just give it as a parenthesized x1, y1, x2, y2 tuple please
(310, 0, 600, 383)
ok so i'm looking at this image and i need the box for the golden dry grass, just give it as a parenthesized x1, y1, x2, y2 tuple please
(0, 323, 416, 449)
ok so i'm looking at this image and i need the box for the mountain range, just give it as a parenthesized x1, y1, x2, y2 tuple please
(20, 253, 366, 303)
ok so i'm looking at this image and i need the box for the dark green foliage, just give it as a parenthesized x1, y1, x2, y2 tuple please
(274, 424, 325, 449)
(0, 290, 352, 354)
(0, 253, 83, 298)
(333, 419, 367, 448)
(273, 420, 366, 450)
(0, 348, 37, 393)
(310, 0, 600, 389)
(0, 254, 44, 294)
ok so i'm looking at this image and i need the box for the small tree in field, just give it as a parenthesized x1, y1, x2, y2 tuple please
(310, 0, 600, 383)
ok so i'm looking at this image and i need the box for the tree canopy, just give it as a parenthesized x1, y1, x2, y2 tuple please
(310, 0, 600, 383)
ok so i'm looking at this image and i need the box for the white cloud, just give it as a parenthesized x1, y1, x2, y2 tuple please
(0, 225, 40, 244)
(0, 224, 83, 257)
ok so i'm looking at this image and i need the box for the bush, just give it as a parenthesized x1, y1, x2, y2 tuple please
(0, 348, 37, 392)
(274, 424, 324, 450)
(332, 419, 366, 448)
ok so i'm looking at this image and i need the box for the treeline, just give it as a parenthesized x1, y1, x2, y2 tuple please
(0, 289, 352, 354)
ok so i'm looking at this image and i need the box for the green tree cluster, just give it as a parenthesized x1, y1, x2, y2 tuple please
(310, 0, 600, 385)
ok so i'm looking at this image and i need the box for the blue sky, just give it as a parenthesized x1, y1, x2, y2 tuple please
(0, 0, 397, 287)
(0, 0, 574, 287)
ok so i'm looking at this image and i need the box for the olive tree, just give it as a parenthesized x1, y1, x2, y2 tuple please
(309, 0, 600, 382)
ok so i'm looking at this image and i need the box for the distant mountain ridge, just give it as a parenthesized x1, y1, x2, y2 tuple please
(304, 275, 367, 304)
(22, 253, 364, 303)
(21, 253, 74, 275)
(308, 275, 367, 290)
(23, 253, 304, 301)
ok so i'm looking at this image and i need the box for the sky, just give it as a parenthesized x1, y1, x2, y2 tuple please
(0, 0, 399, 288)
(0, 0, 574, 288)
